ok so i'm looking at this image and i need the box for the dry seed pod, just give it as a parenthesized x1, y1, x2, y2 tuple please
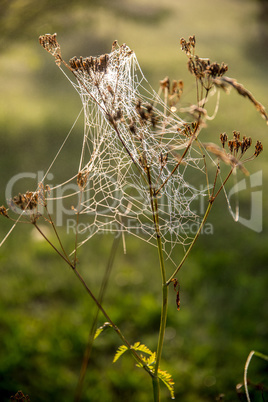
(171, 278, 180, 311)
(220, 133, 228, 148)
(39, 33, 61, 66)
(160, 76, 170, 91)
(0, 206, 9, 218)
(77, 171, 89, 189)
(254, 140, 263, 157)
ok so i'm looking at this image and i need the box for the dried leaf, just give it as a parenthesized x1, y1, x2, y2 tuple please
(213, 76, 268, 124)
(171, 278, 180, 310)
(203, 142, 249, 175)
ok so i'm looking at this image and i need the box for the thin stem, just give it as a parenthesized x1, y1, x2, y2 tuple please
(154, 231, 168, 375)
(45, 207, 72, 266)
(75, 235, 121, 402)
(34, 223, 73, 268)
(72, 266, 154, 376)
(34, 222, 153, 378)
(212, 166, 234, 201)
(73, 189, 84, 267)
(244, 350, 268, 402)
(146, 166, 168, 401)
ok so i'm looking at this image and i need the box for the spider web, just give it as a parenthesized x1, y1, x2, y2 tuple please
(53, 42, 209, 259)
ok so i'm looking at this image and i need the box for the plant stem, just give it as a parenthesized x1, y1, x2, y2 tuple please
(33, 223, 73, 268)
(146, 168, 169, 401)
(244, 350, 268, 402)
(153, 229, 168, 402)
(154, 233, 168, 375)
(34, 223, 153, 379)
(75, 235, 121, 402)
(73, 267, 154, 376)
(152, 376, 160, 402)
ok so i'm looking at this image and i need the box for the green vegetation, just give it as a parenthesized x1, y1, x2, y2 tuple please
(1, 1, 268, 401)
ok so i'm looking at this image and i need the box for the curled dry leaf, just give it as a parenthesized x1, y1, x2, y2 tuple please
(213, 76, 268, 124)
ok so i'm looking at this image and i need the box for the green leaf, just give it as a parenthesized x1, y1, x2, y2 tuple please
(131, 342, 153, 356)
(158, 368, 175, 400)
(94, 322, 112, 340)
(113, 345, 128, 363)
(146, 352, 156, 366)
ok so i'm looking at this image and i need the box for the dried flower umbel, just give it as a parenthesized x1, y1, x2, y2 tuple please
(39, 33, 62, 66)
(180, 35, 268, 124)
(219, 131, 262, 161)
(181, 35, 228, 92)
(159, 77, 184, 110)
(2, 183, 49, 224)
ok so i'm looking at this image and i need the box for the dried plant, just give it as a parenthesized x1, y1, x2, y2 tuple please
(1, 34, 267, 401)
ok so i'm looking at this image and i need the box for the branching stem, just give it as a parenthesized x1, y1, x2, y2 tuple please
(33, 223, 154, 379)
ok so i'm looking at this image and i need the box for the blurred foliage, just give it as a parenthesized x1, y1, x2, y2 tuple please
(0, 0, 268, 401)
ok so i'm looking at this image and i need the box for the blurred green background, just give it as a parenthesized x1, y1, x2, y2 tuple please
(0, 0, 268, 401)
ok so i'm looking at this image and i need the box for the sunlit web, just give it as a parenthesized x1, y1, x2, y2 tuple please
(49, 40, 209, 259)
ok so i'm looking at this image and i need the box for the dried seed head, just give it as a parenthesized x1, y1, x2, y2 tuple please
(220, 133, 228, 148)
(180, 36, 196, 56)
(135, 100, 151, 122)
(160, 76, 170, 91)
(0, 205, 9, 218)
(114, 108, 123, 121)
(111, 40, 118, 51)
(39, 33, 62, 66)
(182, 42, 228, 91)
(9, 190, 42, 223)
(69, 53, 109, 75)
(228, 140, 234, 154)
(129, 120, 137, 135)
(206, 61, 228, 78)
(77, 171, 89, 190)
(222, 132, 256, 160)
(169, 80, 183, 107)
(159, 152, 168, 168)
(189, 35, 196, 48)
(241, 136, 252, 154)
(98, 54, 109, 71)
(181, 123, 193, 137)
(254, 140, 263, 157)
(233, 130, 240, 140)
(146, 103, 153, 114)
